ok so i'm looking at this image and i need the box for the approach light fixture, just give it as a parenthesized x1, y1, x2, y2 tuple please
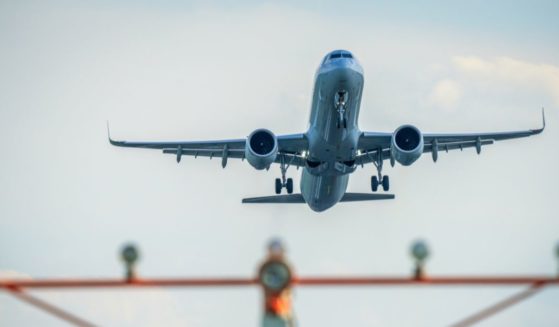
(410, 240, 429, 279)
(259, 260, 292, 294)
(120, 243, 139, 281)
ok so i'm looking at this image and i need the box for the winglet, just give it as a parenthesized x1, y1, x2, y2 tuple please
(531, 108, 546, 134)
(106, 121, 122, 146)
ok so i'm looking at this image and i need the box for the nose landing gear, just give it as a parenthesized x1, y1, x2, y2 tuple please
(335, 90, 348, 129)
(370, 148, 390, 192)
(275, 156, 294, 194)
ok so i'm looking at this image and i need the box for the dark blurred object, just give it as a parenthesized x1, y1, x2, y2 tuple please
(120, 243, 140, 281)
(258, 238, 295, 326)
(411, 240, 430, 280)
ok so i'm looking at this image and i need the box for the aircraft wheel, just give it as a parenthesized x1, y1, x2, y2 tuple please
(382, 175, 390, 191)
(275, 178, 282, 194)
(286, 178, 293, 194)
(371, 176, 379, 192)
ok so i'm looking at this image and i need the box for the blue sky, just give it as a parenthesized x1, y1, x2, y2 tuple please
(0, 1, 558, 326)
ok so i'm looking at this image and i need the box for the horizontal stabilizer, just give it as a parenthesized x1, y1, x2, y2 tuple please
(242, 194, 305, 203)
(340, 193, 395, 201)
(242, 193, 395, 204)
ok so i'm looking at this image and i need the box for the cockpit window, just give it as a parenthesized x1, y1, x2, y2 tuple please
(342, 53, 353, 58)
(330, 53, 342, 59)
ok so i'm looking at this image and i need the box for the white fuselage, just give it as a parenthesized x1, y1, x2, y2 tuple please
(301, 51, 364, 212)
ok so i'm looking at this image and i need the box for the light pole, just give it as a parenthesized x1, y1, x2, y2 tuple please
(258, 238, 295, 327)
(411, 240, 429, 280)
(120, 243, 139, 282)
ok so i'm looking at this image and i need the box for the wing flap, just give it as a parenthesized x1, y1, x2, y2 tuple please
(162, 148, 245, 159)
(424, 139, 494, 153)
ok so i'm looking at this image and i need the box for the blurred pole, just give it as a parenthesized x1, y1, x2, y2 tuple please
(120, 243, 139, 282)
(410, 240, 429, 280)
(258, 238, 295, 327)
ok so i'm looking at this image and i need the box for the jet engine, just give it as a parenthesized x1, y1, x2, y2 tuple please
(245, 129, 278, 170)
(391, 125, 424, 166)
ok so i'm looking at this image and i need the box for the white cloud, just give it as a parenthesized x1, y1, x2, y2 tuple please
(429, 79, 462, 111)
(427, 56, 559, 118)
(452, 56, 559, 106)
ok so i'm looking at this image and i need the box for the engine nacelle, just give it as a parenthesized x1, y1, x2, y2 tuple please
(391, 125, 424, 166)
(245, 129, 278, 170)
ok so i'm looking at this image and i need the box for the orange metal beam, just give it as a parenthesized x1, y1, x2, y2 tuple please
(1, 276, 558, 289)
(0, 277, 258, 289)
(450, 282, 545, 327)
(6, 286, 97, 327)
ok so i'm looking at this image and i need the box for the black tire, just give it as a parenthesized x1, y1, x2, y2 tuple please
(371, 176, 379, 192)
(275, 178, 282, 194)
(286, 178, 293, 194)
(382, 175, 390, 191)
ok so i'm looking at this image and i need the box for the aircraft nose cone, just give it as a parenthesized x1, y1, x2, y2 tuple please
(319, 57, 363, 78)
(331, 58, 352, 68)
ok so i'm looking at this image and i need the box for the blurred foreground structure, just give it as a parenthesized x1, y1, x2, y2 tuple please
(258, 238, 295, 327)
(1, 240, 559, 327)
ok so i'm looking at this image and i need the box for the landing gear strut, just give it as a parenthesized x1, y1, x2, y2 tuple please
(275, 156, 293, 194)
(335, 90, 348, 129)
(371, 148, 390, 192)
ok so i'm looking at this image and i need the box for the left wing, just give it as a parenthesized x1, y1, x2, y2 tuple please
(107, 125, 308, 167)
(356, 109, 545, 165)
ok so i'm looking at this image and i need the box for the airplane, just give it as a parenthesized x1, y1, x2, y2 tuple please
(108, 49, 545, 212)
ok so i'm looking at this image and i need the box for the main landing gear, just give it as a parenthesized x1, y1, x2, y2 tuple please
(371, 148, 390, 192)
(335, 90, 348, 129)
(275, 156, 293, 194)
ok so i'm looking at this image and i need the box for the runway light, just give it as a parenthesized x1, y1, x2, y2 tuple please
(259, 261, 292, 293)
(120, 243, 140, 281)
(258, 238, 294, 325)
(410, 240, 429, 279)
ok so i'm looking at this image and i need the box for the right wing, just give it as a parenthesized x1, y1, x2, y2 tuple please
(355, 109, 545, 165)
(107, 125, 308, 168)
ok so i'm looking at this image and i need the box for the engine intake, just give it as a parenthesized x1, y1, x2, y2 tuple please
(245, 129, 278, 170)
(391, 125, 424, 166)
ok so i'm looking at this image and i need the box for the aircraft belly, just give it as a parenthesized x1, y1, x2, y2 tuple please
(301, 58, 364, 211)
(301, 169, 349, 212)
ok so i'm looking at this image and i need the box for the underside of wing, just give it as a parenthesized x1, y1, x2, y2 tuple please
(356, 109, 545, 165)
(108, 124, 308, 167)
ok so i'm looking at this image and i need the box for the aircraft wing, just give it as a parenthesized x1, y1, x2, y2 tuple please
(356, 110, 545, 165)
(108, 126, 308, 167)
